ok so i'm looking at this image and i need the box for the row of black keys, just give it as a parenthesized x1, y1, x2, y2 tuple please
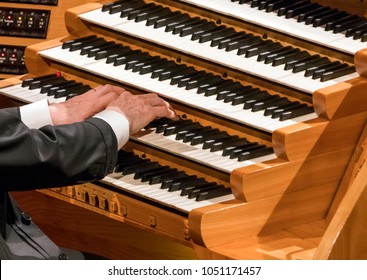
(114, 150, 232, 201)
(21, 73, 91, 99)
(62, 35, 314, 121)
(231, 0, 367, 41)
(146, 117, 274, 162)
(100, 0, 356, 82)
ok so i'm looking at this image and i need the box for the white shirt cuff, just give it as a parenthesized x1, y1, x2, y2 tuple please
(93, 110, 130, 150)
(19, 99, 53, 129)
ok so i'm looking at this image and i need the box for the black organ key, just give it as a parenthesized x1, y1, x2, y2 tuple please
(191, 23, 221, 41)
(277, 1, 310, 17)
(264, 47, 299, 65)
(176, 71, 208, 88)
(285, 2, 319, 19)
(304, 9, 339, 25)
(150, 60, 179, 78)
(197, 26, 229, 44)
(179, 21, 212, 37)
(226, 143, 261, 158)
(324, 14, 359, 32)
(297, 6, 329, 22)
(78, 38, 108, 55)
(61, 35, 97, 50)
(145, 7, 172, 26)
(93, 44, 124, 60)
(102, 0, 142, 14)
(346, 22, 367, 38)
(163, 14, 194, 32)
(53, 83, 84, 98)
(46, 80, 78, 96)
(126, 3, 157, 21)
(291, 56, 330, 73)
(153, 11, 182, 29)
(112, 49, 143, 66)
(168, 177, 206, 192)
(216, 32, 249, 49)
(65, 84, 92, 95)
(251, 96, 289, 112)
(313, 11, 349, 28)
(243, 94, 279, 110)
(321, 65, 356, 82)
(104, 46, 134, 64)
(156, 64, 190, 81)
(271, 102, 308, 119)
(243, 41, 281, 58)
(149, 170, 186, 185)
(85, 42, 117, 58)
(282, 54, 319, 72)
(171, 17, 203, 35)
(68, 37, 103, 52)
(161, 175, 197, 190)
(279, 105, 315, 121)
(196, 75, 225, 93)
(238, 146, 274, 161)
(134, 5, 166, 23)
(120, 1, 148, 18)
(124, 52, 153, 70)
(28, 76, 65, 90)
(137, 58, 169, 75)
(169, 68, 200, 85)
(101, 1, 122, 13)
(21, 73, 61, 87)
(333, 17, 366, 34)
(135, 165, 171, 180)
(187, 183, 221, 199)
(40, 78, 69, 94)
(264, 0, 294, 13)
(181, 182, 216, 196)
(272, 49, 309, 67)
(130, 56, 162, 72)
(196, 186, 232, 202)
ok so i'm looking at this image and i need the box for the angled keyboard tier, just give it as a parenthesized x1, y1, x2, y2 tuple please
(3, 0, 367, 260)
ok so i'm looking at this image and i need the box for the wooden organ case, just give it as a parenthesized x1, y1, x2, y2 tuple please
(2, 0, 367, 259)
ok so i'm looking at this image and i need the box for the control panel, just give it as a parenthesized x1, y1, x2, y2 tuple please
(0, 45, 26, 74)
(0, 0, 100, 78)
(0, 7, 50, 38)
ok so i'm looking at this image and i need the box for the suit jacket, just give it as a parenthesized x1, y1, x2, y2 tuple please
(0, 107, 118, 191)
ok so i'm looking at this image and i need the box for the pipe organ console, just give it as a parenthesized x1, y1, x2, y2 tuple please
(2, 0, 367, 259)
(0, 0, 101, 79)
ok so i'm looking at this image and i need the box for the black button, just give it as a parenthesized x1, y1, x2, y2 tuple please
(20, 211, 32, 225)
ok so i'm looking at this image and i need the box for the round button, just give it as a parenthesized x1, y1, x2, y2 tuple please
(20, 211, 32, 225)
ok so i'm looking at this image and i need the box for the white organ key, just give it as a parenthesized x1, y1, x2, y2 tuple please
(78, 9, 359, 94)
(0, 83, 66, 104)
(132, 131, 277, 173)
(39, 45, 317, 133)
(179, 0, 367, 55)
(102, 174, 234, 213)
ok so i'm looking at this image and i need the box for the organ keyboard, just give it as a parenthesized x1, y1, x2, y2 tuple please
(3, 0, 367, 259)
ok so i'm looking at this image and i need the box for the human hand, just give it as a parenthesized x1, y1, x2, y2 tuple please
(48, 84, 124, 125)
(106, 91, 178, 135)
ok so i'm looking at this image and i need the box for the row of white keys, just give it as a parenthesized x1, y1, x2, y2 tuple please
(102, 173, 235, 213)
(39, 45, 317, 133)
(132, 131, 277, 173)
(79, 9, 359, 94)
(179, 0, 367, 55)
(0, 83, 66, 104)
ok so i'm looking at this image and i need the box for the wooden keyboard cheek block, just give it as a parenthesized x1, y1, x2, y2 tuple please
(355, 48, 367, 79)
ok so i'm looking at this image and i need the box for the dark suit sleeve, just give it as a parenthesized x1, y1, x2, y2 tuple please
(0, 108, 118, 191)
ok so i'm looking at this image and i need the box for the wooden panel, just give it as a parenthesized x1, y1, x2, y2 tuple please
(11, 189, 198, 260)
